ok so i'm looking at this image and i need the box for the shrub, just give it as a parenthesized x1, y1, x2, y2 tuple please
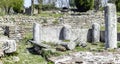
(74, 0, 94, 12)
(116, 0, 120, 12)
(70, 0, 75, 7)
(12, 0, 23, 13)
(42, 4, 57, 11)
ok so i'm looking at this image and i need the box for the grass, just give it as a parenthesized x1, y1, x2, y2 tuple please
(117, 23, 120, 32)
(117, 12, 120, 16)
(1, 33, 47, 64)
(101, 11, 120, 32)
(2, 19, 120, 64)
(101, 22, 120, 32)
(38, 12, 63, 18)
(0, 32, 117, 64)
(74, 42, 105, 52)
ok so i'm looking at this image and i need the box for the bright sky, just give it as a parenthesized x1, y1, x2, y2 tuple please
(24, 0, 109, 8)
(24, 0, 38, 8)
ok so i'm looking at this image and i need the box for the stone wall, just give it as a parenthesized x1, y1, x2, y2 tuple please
(39, 25, 91, 44)
(0, 12, 104, 43)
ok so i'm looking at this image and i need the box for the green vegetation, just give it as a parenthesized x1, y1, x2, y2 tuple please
(41, 50, 61, 60)
(1, 33, 47, 64)
(63, 40, 70, 42)
(42, 4, 57, 11)
(39, 12, 63, 18)
(0, 32, 117, 64)
(117, 41, 120, 48)
(74, 0, 94, 12)
(12, 0, 23, 13)
(117, 12, 120, 16)
(47, 61, 54, 64)
(101, 22, 120, 32)
(75, 42, 105, 52)
(38, 0, 43, 14)
(100, 25, 105, 31)
(0, 0, 23, 14)
(52, 20, 59, 24)
(70, 0, 75, 7)
(116, 0, 120, 12)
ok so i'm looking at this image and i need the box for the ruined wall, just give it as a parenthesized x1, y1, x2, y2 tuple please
(40, 25, 91, 44)
(0, 12, 104, 43)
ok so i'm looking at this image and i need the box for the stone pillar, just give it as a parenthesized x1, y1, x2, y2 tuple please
(63, 24, 72, 40)
(105, 3, 117, 49)
(33, 23, 41, 45)
(92, 23, 100, 43)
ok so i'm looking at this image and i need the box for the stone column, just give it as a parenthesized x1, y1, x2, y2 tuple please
(33, 23, 41, 45)
(105, 3, 117, 49)
(92, 23, 100, 43)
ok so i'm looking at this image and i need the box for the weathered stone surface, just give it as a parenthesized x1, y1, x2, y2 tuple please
(56, 45, 66, 51)
(33, 23, 41, 45)
(62, 24, 72, 40)
(3, 40, 17, 53)
(66, 42, 76, 50)
(104, 3, 117, 49)
(0, 49, 4, 57)
(41, 26, 62, 43)
(49, 52, 120, 64)
(59, 41, 76, 50)
(75, 29, 88, 47)
(48, 56, 72, 64)
(92, 23, 100, 43)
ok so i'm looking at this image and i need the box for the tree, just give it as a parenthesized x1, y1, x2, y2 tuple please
(94, 0, 101, 12)
(108, 0, 116, 3)
(31, 0, 34, 15)
(0, 0, 23, 14)
(115, 0, 120, 12)
(13, 0, 23, 13)
(0, 0, 13, 14)
(70, 0, 75, 7)
(38, 0, 42, 14)
(74, 0, 94, 12)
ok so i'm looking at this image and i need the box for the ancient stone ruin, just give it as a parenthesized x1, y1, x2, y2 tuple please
(105, 3, 117, 49)
(31, 3, 118, 50)
(0, 2, 119, 64)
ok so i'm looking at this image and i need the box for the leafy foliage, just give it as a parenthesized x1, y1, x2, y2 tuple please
(0, 0, 23, 14)
(70, 0, 75, 7)
(74, 0, 94, 12)
(42, 4, 57, 11)
(116, 0, 120, 12)
(12, 0, 23, 13)
(38, 0, 43, 14)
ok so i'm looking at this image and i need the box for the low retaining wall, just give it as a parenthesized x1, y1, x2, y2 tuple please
(37, 25, 92, 44)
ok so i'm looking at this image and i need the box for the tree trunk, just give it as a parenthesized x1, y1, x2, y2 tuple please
(31, 0, 34, 15)
(38, 0, 42, 14)
(4, 6, 11, 15)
